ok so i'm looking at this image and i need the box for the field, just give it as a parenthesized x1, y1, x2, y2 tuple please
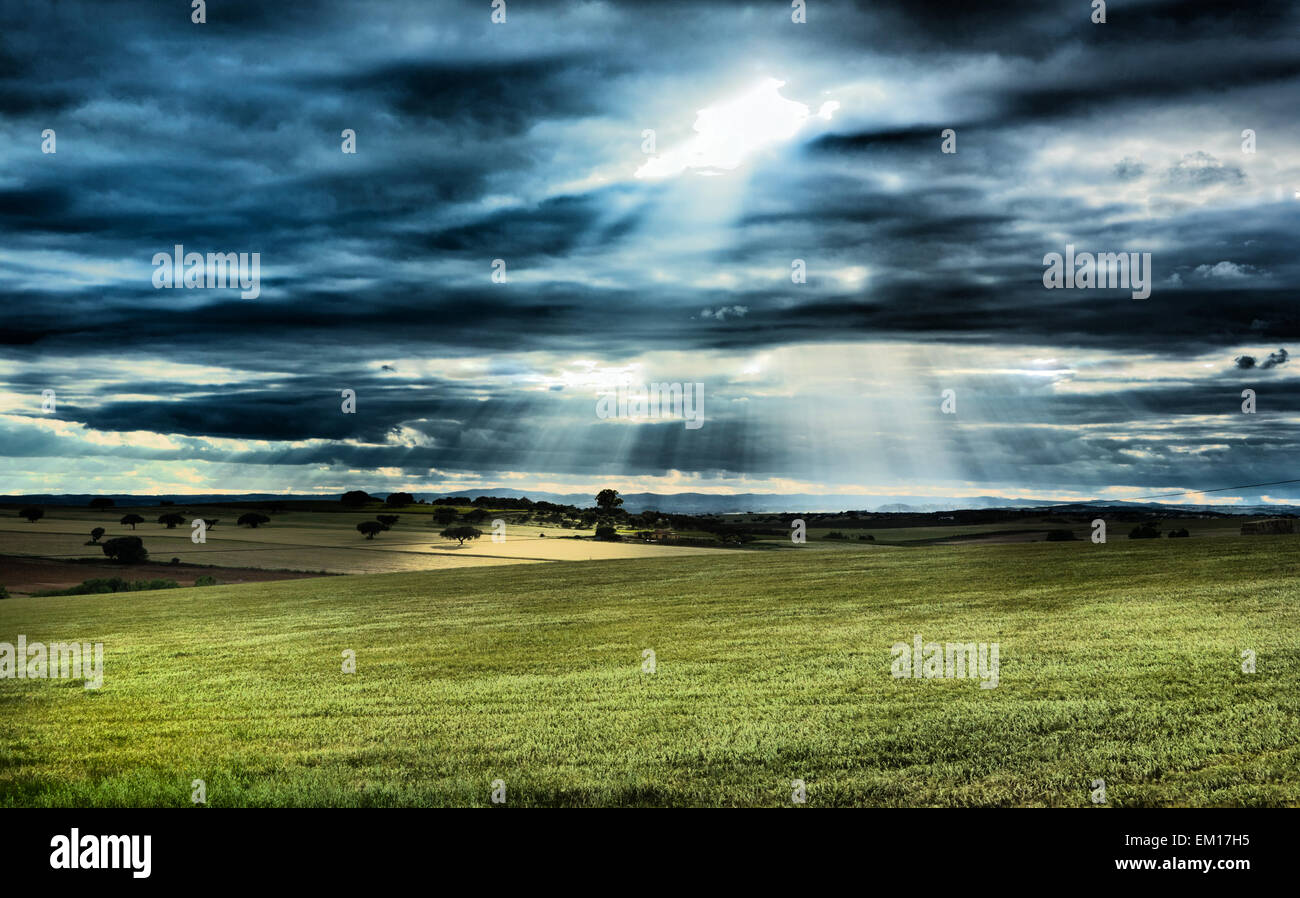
(0, 505, 728, 593)
(2, 533, 1297, 807)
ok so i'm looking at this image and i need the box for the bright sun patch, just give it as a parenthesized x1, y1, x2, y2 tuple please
(636, 78, 838, 180)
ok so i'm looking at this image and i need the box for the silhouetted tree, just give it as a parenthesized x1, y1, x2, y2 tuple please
(433, 507, 459, 525)
(19, 507, 44, 523)
(158, 513, 185, 529)
(341, 490, 371, 507)
(120, 513, 144, 530)
(440, 525, 482, 546)
(377, 514, 399, 528)
(89, 527, 105, 543)
(237, 512, 271, 528)
(386, 492, 414, 507)
(1128, 523, 1161, 539)
(357, 521, 385, 540)
(103, 535, 148, 564)
(595, 489, 623, 511)
(203, 519, 219, 530)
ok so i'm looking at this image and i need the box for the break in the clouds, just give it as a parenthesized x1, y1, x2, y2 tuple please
(2, 0, 1299, 504)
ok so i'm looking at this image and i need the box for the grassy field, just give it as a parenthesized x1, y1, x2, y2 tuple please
(1, 534, 1297, 807)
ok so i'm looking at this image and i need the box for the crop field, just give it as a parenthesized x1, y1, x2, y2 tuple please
(0, 506, 728, 591)
(1, 534, 1297, 807)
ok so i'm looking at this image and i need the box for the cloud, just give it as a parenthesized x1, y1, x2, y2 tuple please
(1235, 349, 1289, 369)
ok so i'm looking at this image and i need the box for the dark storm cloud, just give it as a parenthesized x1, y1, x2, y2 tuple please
(2, 0, 1300, 494)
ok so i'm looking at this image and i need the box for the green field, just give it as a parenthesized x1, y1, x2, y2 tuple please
(1, 536, 1297, 807)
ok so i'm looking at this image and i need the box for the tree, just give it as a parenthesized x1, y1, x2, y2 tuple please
(89, 527, 105, 543)
(341, 490, 372, 508)
(237, 512, 271, 528)
(595, 489, 623, 511)
(103, 535, 148, 564)
(463, 508, 488, 524)
(203, 519, 219, 530)
(440, 525, 482, 546)
(19, 506, 44, 523)
(386, 492, 414, 507)
(120, 513, 144, 530)
(1128, 522, 1161, 539)
(158, 513, 185, 529)
(376, 514, 399, 528)
(595, 524, 619, 541)
(88, 497, 115, 510)
(357, 521, 386, 540)
(433, 507, 459, 526)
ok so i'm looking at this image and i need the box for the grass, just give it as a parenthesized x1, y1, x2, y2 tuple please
(0, 536, 1297, 806)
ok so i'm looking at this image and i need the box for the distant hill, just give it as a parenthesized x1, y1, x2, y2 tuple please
(3, 491, 1296, 516)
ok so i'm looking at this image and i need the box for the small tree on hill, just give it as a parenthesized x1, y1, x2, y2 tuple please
(120, 513, 144, 530)
(341, 490, 371, 508)
(237, 512, 271, 528)
(158, 512, 185, 529)
(19, 507, 43, 523)
(440, 525, 482, 546)
(89, 527, 105, 543)
(357, 521, 386, 540)
(103, 535, 148, 564)
(595, 489, 623, 511)
(386, 492, 414, 507)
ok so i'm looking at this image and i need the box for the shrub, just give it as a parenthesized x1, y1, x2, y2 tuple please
(1168, 528, 1190, 538)
(594, 524, 619, 541)
(195, 575, 218, 587)
(33, 577, 179, 597)
(1128, 523, 1161, 540)
(102, 535, 148, 564)
(0, 585, 9, 599)
(824, 531, 848, 540)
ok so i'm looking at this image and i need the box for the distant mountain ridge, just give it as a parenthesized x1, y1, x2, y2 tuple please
(4, 491, 1296, 516)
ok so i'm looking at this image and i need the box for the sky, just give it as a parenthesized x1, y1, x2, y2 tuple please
(1, 0, 1299, 506)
